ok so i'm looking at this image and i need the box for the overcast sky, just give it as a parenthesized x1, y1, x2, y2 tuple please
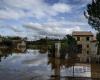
(0, 0, 96, 40)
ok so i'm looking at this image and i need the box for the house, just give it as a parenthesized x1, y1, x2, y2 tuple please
(91, 37, 97, 55)
(0, 38, 2, 43)
(72, 31, 97, 62)
(12, 39, 26, 52)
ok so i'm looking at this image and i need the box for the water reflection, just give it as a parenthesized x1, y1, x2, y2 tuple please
(0, 48, 100, 80)
(0, 48, 26, 62)
(48, 50, 92, 80)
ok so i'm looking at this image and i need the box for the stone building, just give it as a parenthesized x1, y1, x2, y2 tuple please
(72, 31, 97, 62)
(12, 39, 26, 52)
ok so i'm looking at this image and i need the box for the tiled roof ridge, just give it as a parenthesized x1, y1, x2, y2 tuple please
(72, 31, 93, 36)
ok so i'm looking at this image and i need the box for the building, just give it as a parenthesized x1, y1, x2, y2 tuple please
(0, 38, 2, 43)
(12, 39, 26, 52)
(72, 31, 97, 62)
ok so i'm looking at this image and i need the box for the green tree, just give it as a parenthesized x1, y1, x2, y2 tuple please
(61, 35, 77, 58)
(85, 0, 100, 54)
(66, 35, 77, 57)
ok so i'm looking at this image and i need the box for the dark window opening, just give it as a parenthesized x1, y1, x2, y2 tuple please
(77, 37, 80, 41)
(86, 37, 90, 41)
(87, 51, 89, 54)
(87, 44, 89, 48)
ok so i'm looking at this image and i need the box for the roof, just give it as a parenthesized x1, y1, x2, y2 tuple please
(72, 31, 93, 36)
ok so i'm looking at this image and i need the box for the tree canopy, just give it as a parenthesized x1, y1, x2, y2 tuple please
(85, 0, 100, 32)
(85, 0, 100, 54)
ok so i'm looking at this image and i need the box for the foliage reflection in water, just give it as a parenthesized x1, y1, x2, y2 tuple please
(0, 48, 100, 80)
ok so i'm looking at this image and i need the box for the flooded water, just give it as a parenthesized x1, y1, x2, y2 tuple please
(0, 49, 100, 80)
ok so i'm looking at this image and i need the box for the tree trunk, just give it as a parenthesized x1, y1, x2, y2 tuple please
(97, 42, 100, 55)
(97, 32, 100, 55)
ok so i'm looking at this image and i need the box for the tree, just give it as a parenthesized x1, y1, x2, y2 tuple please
(60, 35, 77, 57)
(85, 0, 100, 54)
(66, 35, 77, 57)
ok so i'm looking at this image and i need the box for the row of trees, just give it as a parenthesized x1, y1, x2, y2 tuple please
(0, 36, 27, 49)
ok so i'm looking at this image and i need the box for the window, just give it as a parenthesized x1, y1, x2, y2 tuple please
(87, 44, 89, 48)
(87, 51, 89, 54)
(86, 37, 90, 41)
(77, 37, 80, 41)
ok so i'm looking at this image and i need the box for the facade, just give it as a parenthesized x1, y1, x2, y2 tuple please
(0, 38, 2, 43)
(12, 39, 26, 52)
(72, 31, 97, 62)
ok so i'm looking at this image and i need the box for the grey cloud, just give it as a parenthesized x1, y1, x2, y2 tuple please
(0, 0, 93, 40)
(0, 25, 22, 32)
(0, 0, 71, 20)
(23, 21, 81, 38)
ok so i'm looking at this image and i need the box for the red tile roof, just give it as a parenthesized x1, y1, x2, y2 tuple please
(72, 31, 93, 36)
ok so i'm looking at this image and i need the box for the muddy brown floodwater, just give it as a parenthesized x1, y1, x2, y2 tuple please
(0, 49, 100, 80)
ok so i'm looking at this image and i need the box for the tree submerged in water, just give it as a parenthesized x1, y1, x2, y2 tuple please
(48, 35, 78, 58)
(64, 35, 77, 57)
(85, 0, 100, 54)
